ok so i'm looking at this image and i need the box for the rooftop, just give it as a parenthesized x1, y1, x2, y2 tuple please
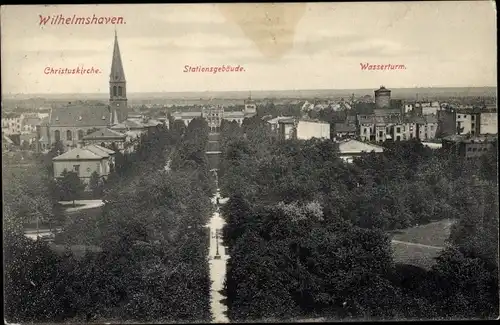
(338, 139, 384, 154)
(443, 134, 498, 144)
(334, 123, 357, 133)
(52, 144, 115, 161)
(267, 116, 295, 124)
(82, 128, 126, 140)
(50, 105, 111, 127)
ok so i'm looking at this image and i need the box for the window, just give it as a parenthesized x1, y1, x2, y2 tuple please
(467, 147, 472, 151)
(396, 127, 401, 133)
(396, 136, 401, 141)
(379, 131, 383, 137)
(78, 129, 84, 140)
(113, 86, 117, 97)
(457, 115, 461, 118)
(118, 86, 123, 97)
(363, 128, 367, 134)
(430, 125, 434, 130)
(66, 130, 72, 141)
(73, 165, 80, 175)
(54, 130, 60, 142)
(471, 115, 475, 120)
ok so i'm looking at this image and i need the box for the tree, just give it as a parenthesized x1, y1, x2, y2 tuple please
(89, 171, 103, 198)
(56, 170, 86, 207)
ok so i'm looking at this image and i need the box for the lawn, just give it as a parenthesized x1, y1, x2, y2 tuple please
(391, 241, 442, 270)
(390, 219, 455, 247)
(389, 219, 456, 270)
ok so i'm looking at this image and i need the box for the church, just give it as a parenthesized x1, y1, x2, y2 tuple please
(37, 31, 138, 152)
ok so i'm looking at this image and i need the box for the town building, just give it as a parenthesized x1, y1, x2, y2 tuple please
(478, 110, 498, 135)
(1, 112, 22, 135)
(456, 109, 474, 135)
(437, 109, 457, 137)
(52, 144, 116, 183)
(81, 128, 128, 151)
(277, 119, 330, 140)
(333, 122, 357, 140)
(414, 115, 438, 141)
(21, 116, 41, 134)
(357, 113, 437, 143)
(337, 139, 384, 163)
(442, 134, 497, 160)
(171, 97, 257, 129)
(266, 116, 296, 132)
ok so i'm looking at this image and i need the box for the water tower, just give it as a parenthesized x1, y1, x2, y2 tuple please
(374, 86, 391, 109)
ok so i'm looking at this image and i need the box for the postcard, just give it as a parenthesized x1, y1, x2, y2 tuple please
(1, 2, 498, 324)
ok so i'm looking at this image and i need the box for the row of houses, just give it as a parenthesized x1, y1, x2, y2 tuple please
(1, 112, 50, 135)
(264, 116, 385, 163)
(331, 107, 497, 143)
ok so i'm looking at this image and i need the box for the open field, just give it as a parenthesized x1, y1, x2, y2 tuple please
(390, 219, 456, 270)
(390, 219, 455, 247)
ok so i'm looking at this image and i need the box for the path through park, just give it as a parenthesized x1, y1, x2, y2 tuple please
(208, 192, 229, 323)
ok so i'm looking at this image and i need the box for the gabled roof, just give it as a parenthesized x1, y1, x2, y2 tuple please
(52, 147, 104, 161)
(82, 128, 126, 140)
(85, 144, 115, 157)
(408, 116, 426, 124)
(50, 105, 111, 127)
(374, 108, 400, 116)
(358, 115, 387, 125)
(338, 139, 384, 154)
(334, 123, 357, 133)
(267, 116, 295, 124)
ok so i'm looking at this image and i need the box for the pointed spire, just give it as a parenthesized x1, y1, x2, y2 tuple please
(110, 31, 126, 82)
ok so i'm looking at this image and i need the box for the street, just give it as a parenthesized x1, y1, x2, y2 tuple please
(208, 191, 229, 323)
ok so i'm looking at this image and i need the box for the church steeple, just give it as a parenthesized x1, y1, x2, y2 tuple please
(109, 30, 127, 124)
(110, 30, 126, 82)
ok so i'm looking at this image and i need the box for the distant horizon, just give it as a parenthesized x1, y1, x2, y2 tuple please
(3, 85, 498, 98)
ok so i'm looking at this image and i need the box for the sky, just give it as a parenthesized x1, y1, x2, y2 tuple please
(1, 2, 497, 95)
